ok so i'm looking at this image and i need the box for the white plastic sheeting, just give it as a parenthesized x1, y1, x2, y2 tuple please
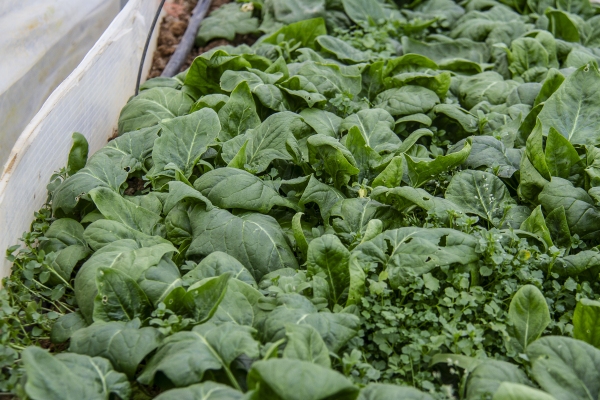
(0, 0, 163, 277)
(0, 0, 121, 167)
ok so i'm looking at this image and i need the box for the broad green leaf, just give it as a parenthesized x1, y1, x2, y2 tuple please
(552, 250, 600, 277)
(183, 251, 256, 287)
(209, 279, 262, 326)
(44, 218, 86, 248)
(93, 268, 153, 323)
(261, 18, 326, 48)
(307, 134, 359, 189)
(175, 273, 231, 322)
(527, 336, 600, 400)
(22, 347, 130, 400)
(292, 212, 309, 260)
(358, 383, 435, 400)
(300, 108, 342, 138)
(406, 140, 471, 188)
(278, 75, 327, 108)
(538, 177, 600, 239)
(83, 219, 171, 251)
(191, 94, 229, 113)
(545, 206, 572, 248)
(342, 0, 385, 24)
(184, 50, 251, 96)
(139, 322, 259, 388)
(347, 253, 366, 306)
(403, 36, 490, 65)
(307, 234, 351, 307)
(458, 71, 519, 109)
(520, 206, 553, 248)
(194, 167, 298, 213)
(372, 186, 462, 223)
(534, 68, 565, 107)
(69, 320, 162, 378)
(67, 132, 88, 175)
(139, 257, 183, 306)
(374, 86, 439, 117)
(244, 112, 311, 173)
(217, 81, 260, 142)
(445, 170, 514, 224)
(155, 382, 244, 400)
(247, 359, 359, 400)
(88, 187, 163, 237)
(545, 127, 583, 179)
(299, 175, 345, 221)
(340, 109, 400, 154)
(345, 126, 382, 182)
(297, 62, 362, 98)
(448, 136, 521, 178)
(260, 294, 359, 352)
(50, 312, 88, 344)
(196, 3, 259, 45)
(386, 71, 452, 99)
(492, 383, 556, 400)
(507, 285, 551, 352)
(283, 323, 331, 368)
(316, 35, 369, 63)
(537, 63, 600, 145)
(355, 227, 478, 288)
(573, 298, 600, 349)
(118, 87, 192, 134)
(150, 108, 220, 181)
(372, 156, 404, 188)
(187, 205, 298, 281)
(466, 360, 530, 400)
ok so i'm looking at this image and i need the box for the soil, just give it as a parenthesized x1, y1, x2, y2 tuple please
(148, 0, 257, 78)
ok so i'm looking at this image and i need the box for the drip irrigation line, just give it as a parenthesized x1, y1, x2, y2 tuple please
(135, 0, 167, 96)
(161, 0, 211, 78)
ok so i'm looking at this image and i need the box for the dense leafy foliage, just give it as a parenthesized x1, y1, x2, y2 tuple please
(4, 0, 600, 398)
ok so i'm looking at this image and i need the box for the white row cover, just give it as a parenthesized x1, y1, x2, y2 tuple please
(0, 0, 163, 277)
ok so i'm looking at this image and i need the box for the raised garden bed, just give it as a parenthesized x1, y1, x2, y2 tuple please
(3, 0, 600, 399)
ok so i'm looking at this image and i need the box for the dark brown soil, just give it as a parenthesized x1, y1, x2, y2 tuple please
(124, 177, 147, 195)
(148, 0, 258, 78)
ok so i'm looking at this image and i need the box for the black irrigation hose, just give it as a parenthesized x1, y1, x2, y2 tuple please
(135, 0, 167, 96)
(161, 0, 211, 78)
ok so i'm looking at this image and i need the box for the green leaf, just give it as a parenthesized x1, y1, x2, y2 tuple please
(149, 108, 220, 182)
(538, 177, 600, 239)
(69, 320, 162, 378)
(217, 81, 261, 142)
(261, 18, 327, 48)
(194, 167, 298, 213)
(492, 382, 556, 400)
(445, 170, 514, 224)
(545, 206, 572, 248)
(520, 206, 553, 248)
(184, 50, 251, 96)
(50, 312, 88, 344)
(299, 175, 345, 221)
(372, 156, 404, 188)
(139, 322, 259, 388)
(527, 336, 600, 400)
(67, 132, 89, 175)
(374, 86, 439, 117)
(358, 383, 435, 400)
(155, 382, 244, 400)
(22, 347, 130, 400)
(355, 227, 478, 288)
(301, 109, 342, 138)
(196, 3, 259, 45)
(448, 136, 521, 178)
(247, 359, 359, 400)
(545, 127, 583, 179)
(537, 63, 600, 145)
(88, 187, 163, 237)
(179, 273, 231, 322)
(118, 87, 192, 134)
(259, 294, 359, 352)
(187, 205, 298, 281)
(307, 234, 351, 307)
(308, 134, 360, 189)
(292, 212, 309, 260)
(347, 253, 366, 306)
(573, 298, 600, 349)
(466, 360, 530, 400)
(283, 323, 331, 368)
(93, 268, 153, 322)
(316, 35, 369, 63)
(507, 285, 551, 352)
(341, 109, 400, 154)
(341, 0, 385, 24)
(183, 251, 256, 287)
(406, 140, 471, 188)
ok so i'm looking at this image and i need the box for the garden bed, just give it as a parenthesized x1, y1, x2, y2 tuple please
(3, 0, 600, 399)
